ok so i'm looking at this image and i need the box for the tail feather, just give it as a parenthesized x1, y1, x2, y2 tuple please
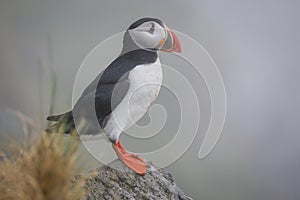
(47, 111, 72, 122)
(46, 111, 75, 134)
(47, 115, 60, 121)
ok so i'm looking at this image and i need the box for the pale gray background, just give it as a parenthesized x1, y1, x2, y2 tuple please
(1, 1, 300, 200)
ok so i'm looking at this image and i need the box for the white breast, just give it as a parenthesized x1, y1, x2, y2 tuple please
(103, 58, 163, 141)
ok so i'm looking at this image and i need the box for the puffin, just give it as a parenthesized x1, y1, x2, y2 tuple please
(46, 17, 182, 175)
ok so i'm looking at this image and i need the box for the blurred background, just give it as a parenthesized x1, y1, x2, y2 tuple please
(0, 0, 300, 199)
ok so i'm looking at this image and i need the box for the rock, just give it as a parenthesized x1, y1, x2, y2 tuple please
(81, 160, 192, 200)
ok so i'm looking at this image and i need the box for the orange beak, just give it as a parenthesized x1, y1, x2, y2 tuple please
(160, 27, 182, 53)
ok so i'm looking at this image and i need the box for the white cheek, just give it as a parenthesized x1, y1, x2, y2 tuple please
(151, 27, 165, 47)
(155, 27, 165, 42)
(129, 30, 163, 49)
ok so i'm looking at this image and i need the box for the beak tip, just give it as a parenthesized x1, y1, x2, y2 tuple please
(175, 45, 182, 53)
(169, 29, 182, 53)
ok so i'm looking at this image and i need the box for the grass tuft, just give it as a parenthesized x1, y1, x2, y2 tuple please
(0, 131, 85, 200)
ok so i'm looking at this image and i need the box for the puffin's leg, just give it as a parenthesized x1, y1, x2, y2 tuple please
(112, 139, 147, 175)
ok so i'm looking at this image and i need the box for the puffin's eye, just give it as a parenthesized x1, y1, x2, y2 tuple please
(147, 23, 155, 34)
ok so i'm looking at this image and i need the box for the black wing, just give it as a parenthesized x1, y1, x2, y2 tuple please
(46, 49, 157, 135)
(73, 79, 129, 130)
(72, 49, 158, 132)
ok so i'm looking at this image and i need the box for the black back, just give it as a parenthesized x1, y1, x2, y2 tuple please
(73, 49, 158, 132)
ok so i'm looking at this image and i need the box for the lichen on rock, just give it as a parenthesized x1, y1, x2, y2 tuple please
(80, 160, 191, 200)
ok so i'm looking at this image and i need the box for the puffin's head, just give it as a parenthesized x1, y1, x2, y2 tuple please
(123, 17, 181, 53)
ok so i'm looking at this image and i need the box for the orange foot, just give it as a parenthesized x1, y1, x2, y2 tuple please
(112, 140, 147, 175)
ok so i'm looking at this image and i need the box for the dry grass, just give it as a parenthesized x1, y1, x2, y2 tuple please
(0, 131, 85, 200)
(0, 38, 87, 200)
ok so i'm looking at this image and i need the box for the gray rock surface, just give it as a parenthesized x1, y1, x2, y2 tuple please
(81, 160, 191, 200)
